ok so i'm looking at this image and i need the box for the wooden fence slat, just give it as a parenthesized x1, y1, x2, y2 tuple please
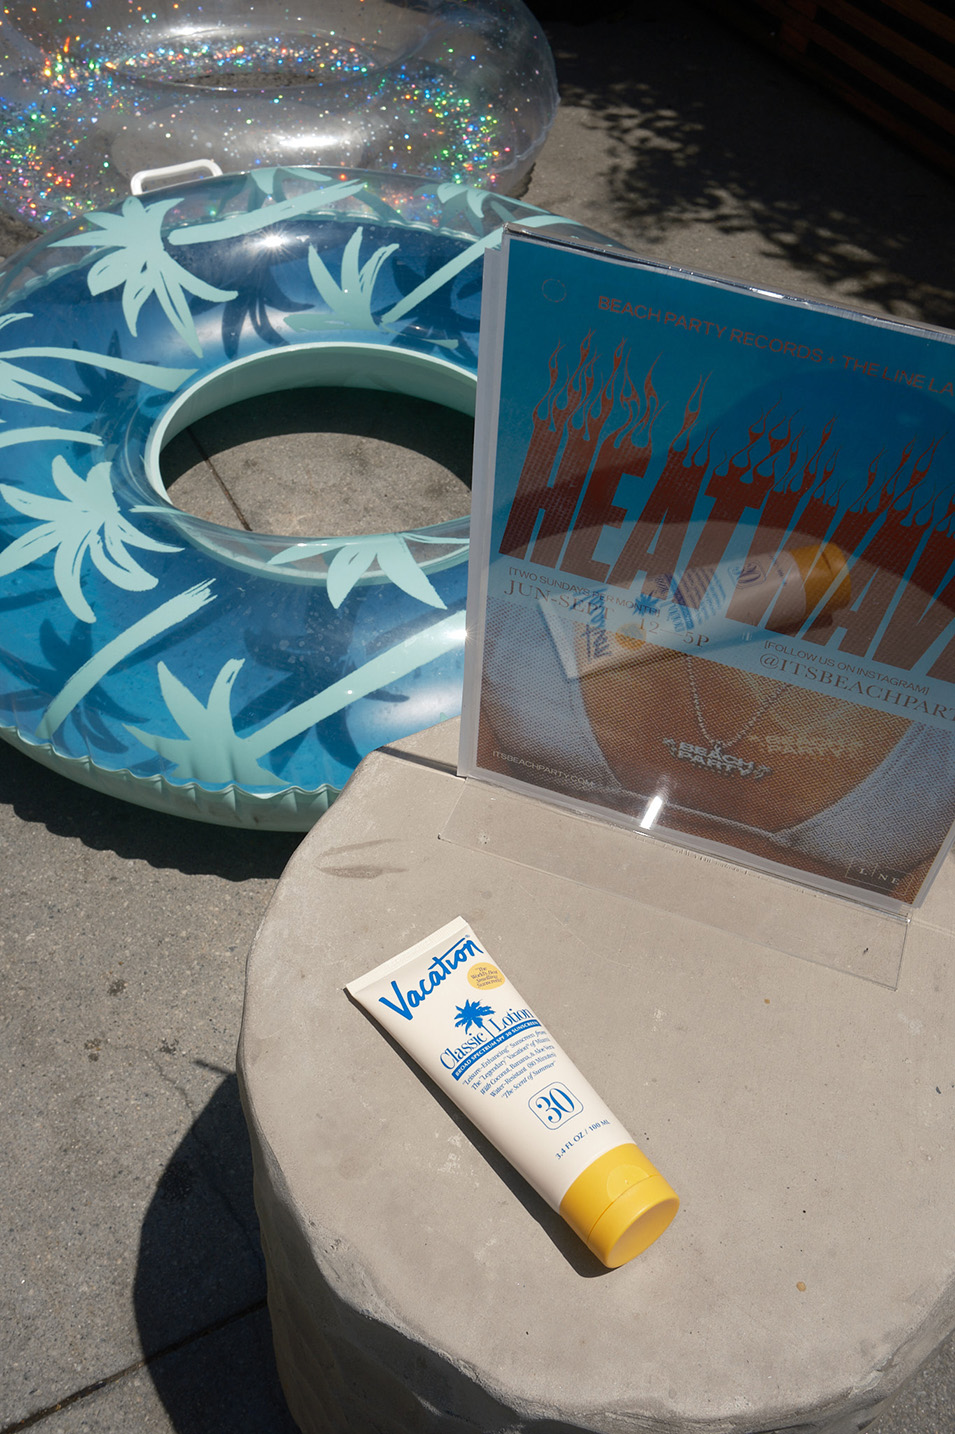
(806, 0, 955, 92)
(876, 0, 955, 46)
(690, 0, 955, 178)
(778, 8, 955, 132)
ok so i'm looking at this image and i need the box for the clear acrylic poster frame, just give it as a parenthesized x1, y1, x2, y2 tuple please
(457, 226, 955, 975)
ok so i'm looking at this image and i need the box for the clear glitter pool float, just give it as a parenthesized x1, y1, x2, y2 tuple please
(0, 165, 615, 828)
(0, 0, 558, 230)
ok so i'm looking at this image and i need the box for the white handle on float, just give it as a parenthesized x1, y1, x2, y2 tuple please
(130, 159, 224, 195)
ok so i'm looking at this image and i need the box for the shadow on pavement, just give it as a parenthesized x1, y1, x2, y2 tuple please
(162, 387, 475, 492)
(0, 739, 301, 881)
(545, 2, 955, 329)
(133, 1075, 299, 1433)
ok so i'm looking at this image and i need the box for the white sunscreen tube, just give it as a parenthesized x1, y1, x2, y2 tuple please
(542, 542, 851, 680)
(346, 917, 679, 1268)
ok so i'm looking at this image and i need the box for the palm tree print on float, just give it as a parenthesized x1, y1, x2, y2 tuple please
(122, 611, 463, 786)
(0, 456, 181, 623)
(50, 196, 238, 358)
(0, 311, 194, 451)
(267, 530, 466, 609)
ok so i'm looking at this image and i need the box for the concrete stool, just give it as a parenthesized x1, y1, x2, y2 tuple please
(238, 718, 955, 1434)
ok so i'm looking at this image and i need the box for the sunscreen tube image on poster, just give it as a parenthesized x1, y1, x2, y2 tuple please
(345, 918, 679, 1269)
(541, 542, 851, 680)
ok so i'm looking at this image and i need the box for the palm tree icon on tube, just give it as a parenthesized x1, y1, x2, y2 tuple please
(454, 1001, 495, 1034)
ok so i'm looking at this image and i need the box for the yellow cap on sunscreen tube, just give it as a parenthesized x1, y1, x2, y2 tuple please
(558, 1143, 680, 1268)
(792, 542, 852, 616)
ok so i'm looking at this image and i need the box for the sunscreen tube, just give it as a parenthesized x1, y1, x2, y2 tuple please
(542, 542, 851, 680)
(346, 917, 679, 1268)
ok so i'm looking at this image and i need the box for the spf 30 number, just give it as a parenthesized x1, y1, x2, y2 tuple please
(528, 1082, 584, 1127)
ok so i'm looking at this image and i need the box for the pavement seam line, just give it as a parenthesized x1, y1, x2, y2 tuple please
(0, 1297, 268, 1432)
(190, 427, 254, 531)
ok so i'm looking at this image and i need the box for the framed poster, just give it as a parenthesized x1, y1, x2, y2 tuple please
(460, 227, 955, 909)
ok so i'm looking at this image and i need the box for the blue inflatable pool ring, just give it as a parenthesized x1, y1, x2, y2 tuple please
(0, 166, 614, 828)
(0, 0, 558, 229)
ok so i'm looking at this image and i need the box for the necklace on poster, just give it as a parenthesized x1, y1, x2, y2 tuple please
(663, 656, 788, 779)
